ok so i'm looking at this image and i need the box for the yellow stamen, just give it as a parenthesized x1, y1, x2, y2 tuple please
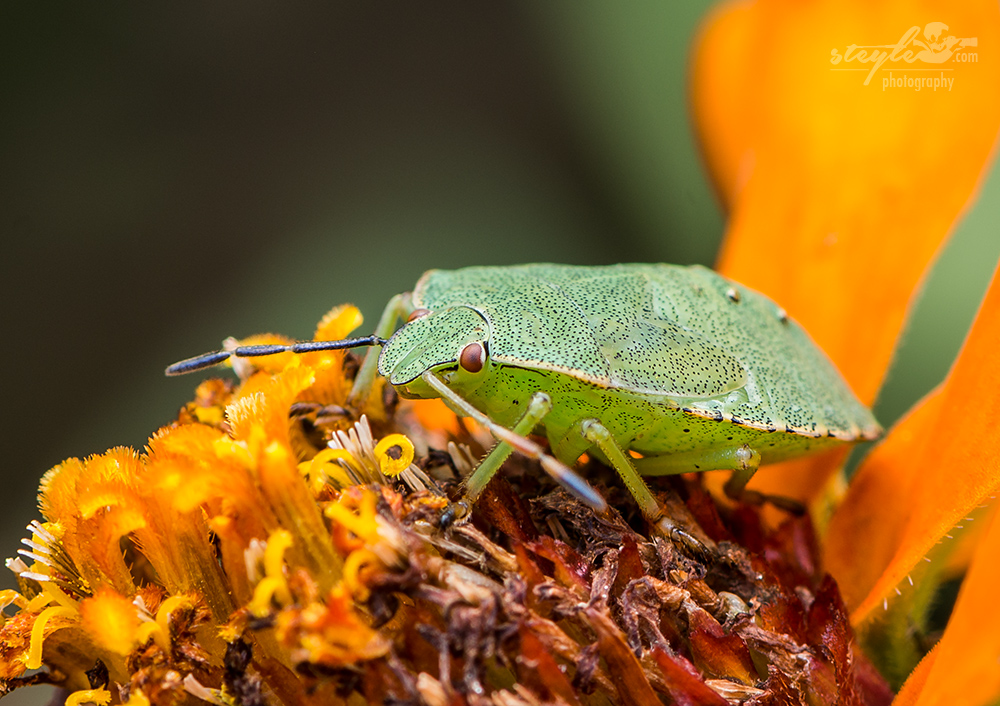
(135, 621, 161, 649)
(40, 581, 78, 611)
(373, 434, 414, 477)
(343, 548, 380, 601)
(0, 589, 26, 612)
(325, 490, 380, 543)
(123, 689, 150, 706)
(249, 576, 288, 618)
(25, 592, 56, 613)
(27, 605, 76, 669)
(248, 530, 294, 617)
(65, 689, 112, 706)
(263, 529, 293, 581)
(299, 448, 360, 488)
(147, 595, 194, 651)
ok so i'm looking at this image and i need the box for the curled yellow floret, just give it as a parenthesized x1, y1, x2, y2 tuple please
(27, 605, 76, 670)
(24, 592, 56, 614)
(65, 688, 112, 706)
(373, 434, 414, 477)
(249, 577, 289, 619)
(122, 690, 150, 706)
(299, 448, 359, 489)
(249, 530, 294, 617)
(263, 529, 294, 581)
(135, 595, 195, 652)
(0, 590, 25, 611)
(343, 548, 380, 601)
(325, 489, 380, 544)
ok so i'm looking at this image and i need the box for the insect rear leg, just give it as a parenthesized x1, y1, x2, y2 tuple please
(569, 419, 717, 558)
(635, 446, 804, 513)
(634, 444, 761, 487)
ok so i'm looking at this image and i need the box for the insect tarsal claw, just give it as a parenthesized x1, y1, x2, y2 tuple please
(438, 501, 470, 530)
(654, 516, 718, 562)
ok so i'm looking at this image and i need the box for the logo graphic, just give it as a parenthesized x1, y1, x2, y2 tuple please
(830, 23, 978, 90)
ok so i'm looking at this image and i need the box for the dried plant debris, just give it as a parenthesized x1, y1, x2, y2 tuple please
(0, 306, 893, 705)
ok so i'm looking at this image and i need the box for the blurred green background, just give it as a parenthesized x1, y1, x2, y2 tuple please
(1, 3, 998, 703)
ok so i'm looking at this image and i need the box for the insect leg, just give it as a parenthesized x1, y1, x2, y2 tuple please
(634, 444, 762, 499)
(462, 391, 553, 504)
(636, 446, 804, 513)
(420, 371, 607, 512)
(573, 419, 716, 558)
(722, 458, 805, 514)
(346, 292, 413, 409)
(633, 444, 761, 480)
(720, 448, 762, 500)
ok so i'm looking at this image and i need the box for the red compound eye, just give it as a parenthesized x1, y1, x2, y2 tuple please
(459, 342, 486, 373)
(407, 308, 430, 322)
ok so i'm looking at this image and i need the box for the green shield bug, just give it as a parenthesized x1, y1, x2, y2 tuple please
(167, 264, 881, 548)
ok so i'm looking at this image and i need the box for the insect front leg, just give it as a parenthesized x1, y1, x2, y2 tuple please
(440, 392, 554, 526)
(346, 292, 413, 410)
(565, 419, 717, 558)
(420, 371, 607, 515)
(462, 392, 553, 504)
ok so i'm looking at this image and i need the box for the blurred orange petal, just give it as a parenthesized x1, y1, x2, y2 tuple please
(313, 303, 363, 342)
(893, 504, 1000, 705)
(299, 304, 364, 409)
(409, 398, 462, 437)
(692, 0, 1000, 501)
(827, 260, 1000, 622)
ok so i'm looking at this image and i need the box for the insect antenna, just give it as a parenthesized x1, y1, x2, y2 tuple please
(165, 335, 388, 376)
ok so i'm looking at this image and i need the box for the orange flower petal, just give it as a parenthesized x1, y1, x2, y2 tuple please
(695, 1, 1000, 400)
(692, 0, 1000, 502)
(893, 505, 1000, 706)
(827, 261, 1000, 622)
(40, 451, 145, 595)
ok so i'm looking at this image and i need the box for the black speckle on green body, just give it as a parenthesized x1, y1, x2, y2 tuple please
(378, 264, 880, 469)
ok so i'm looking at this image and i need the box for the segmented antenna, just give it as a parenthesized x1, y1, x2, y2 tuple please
(165, 335, 388, 376)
